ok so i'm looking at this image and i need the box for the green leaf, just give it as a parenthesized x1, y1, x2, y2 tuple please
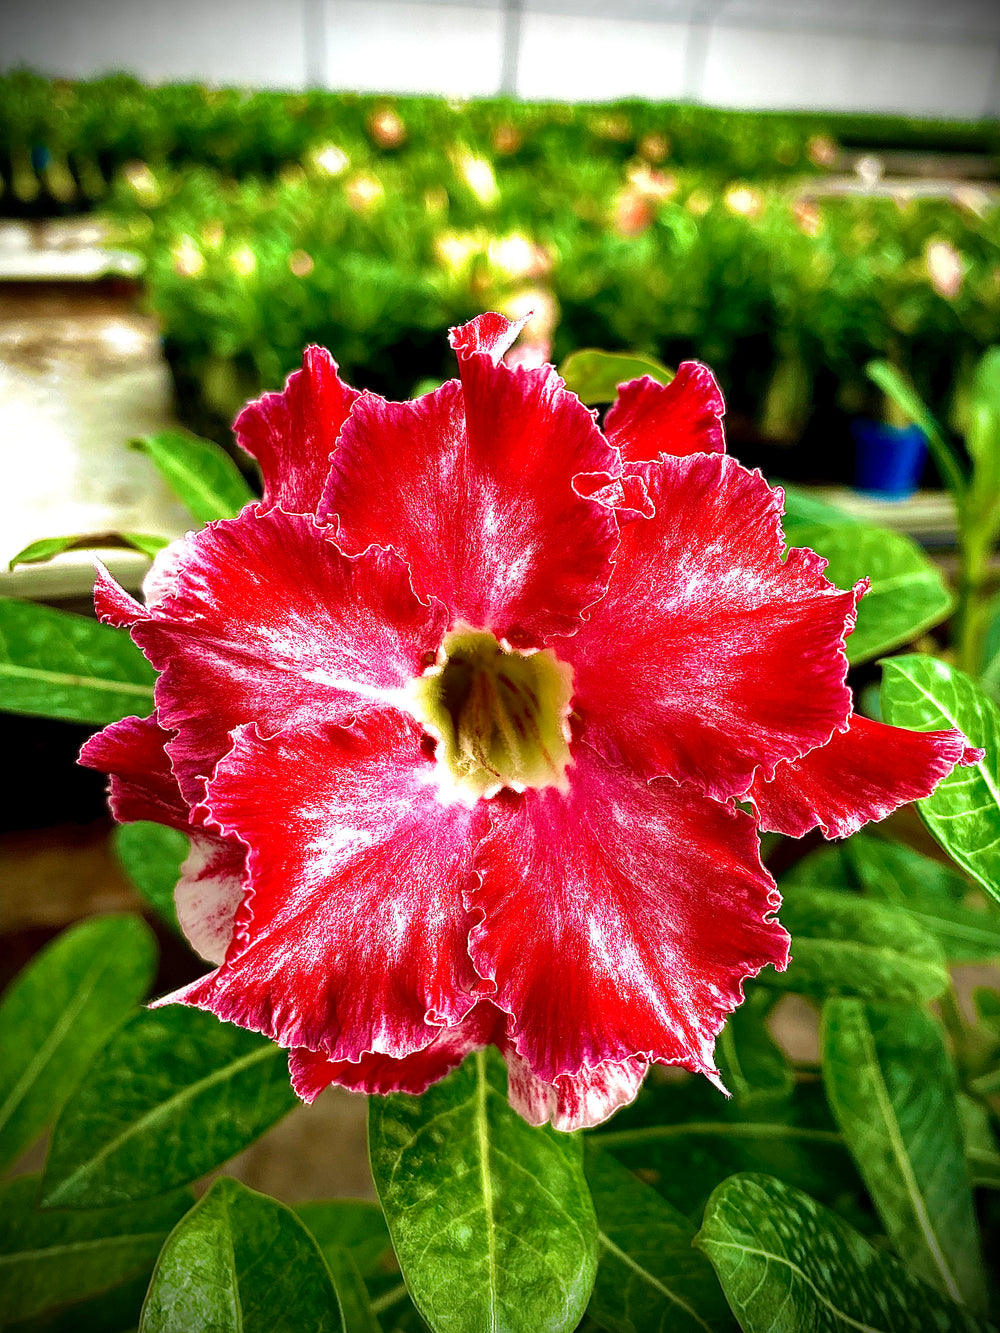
(140, 1177, 342, 1333)
(8, 533, 168, 571)
(958, 1094, 1000, 1190)
(369, 1047, 597, 1333)
(0, 1175, 189, 1324)
(130, 429, 256, 524)
(846, 835, 1000, 961)
(696, 1173, 992, 1333)
(113, 822, 187, 933)
(0, 597, 156, 725)
(714, 990, 793, 1108)
(559, 348, 673, 404)
(8, 536, 87, 570)
(761, 887, 949, 1002)
(42, 1007, 298, 1207)
(585, 1148, 737, 1333)
(787, 835, 1000, 961)
(121, 533, 171, 559)
(778, 484, 860, 528)
(2, 1271, 150, 1333)
(822, 999, 987, 1310)
(319, 1245, 383, 1333)
(974, 985, 1000, 1032)
(293, 1200, 394, 1280)
(881, 655, 1000, 903)
(842, 833, 969, 903)
(0, 914, 157, 1172)
(782, 521, 952, 664)
(594, 1076, 862, 1226)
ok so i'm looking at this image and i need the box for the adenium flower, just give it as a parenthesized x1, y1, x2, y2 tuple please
(82, 313, 979, 1131)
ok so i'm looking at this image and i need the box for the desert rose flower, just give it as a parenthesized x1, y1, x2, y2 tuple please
(82, 314, 980, 1131)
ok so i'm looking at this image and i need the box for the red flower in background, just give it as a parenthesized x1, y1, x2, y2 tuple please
(82, 314, 979, 1130)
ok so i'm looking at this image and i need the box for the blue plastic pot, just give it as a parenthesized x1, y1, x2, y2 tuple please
(851, 418, 928, 499)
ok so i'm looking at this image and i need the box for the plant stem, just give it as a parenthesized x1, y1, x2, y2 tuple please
(955, 518, 989, 677)
(370, 1282, 410, 1317)
(597, 1121, 842, 1149)
(939, 985, 968, 1075)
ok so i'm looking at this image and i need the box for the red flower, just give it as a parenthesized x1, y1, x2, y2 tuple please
(82, 315, 979, 1131)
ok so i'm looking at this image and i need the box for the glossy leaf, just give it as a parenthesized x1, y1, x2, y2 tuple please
(140, 1177, 342, 1332)
(113, 821, 187, 933)
(0, 597, 155, 725)
(320, 1245, 382, 1333)
(580, 1074, 861, 1241)
(122, 532, 172, 559)
(786, 833, 967, 902)
(714, 989, 793, 1107)
(8, 536, 87, 570)
(42, 1006, 297, 1207)
(585, 1147, 737, 1333)
(761, 887, 949, 1002)
(369, 1047, 597, 1333)
(130, 429, 256, 523)
(787, 835, 1000, 962)
(778, 484, 859, 528)
(294, 1200, 394, 1280)
(559, 348, 672, 404)
(881, 655, 1000, 902)
(696, 1173, 991, 1333)
(959, 1094, 1000, 1190)
(2, 1272, 150, 1333)
(0, 914, 156, 1172)
(785, 520, 951, 663)
(823, 999, 987, 1310)
(846, 835, 1000, 961)
(0, 1175, 189, 1324)
(8, 533, 168, 571)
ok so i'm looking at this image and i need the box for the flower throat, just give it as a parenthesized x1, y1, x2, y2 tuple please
(412, 628, 573, 798)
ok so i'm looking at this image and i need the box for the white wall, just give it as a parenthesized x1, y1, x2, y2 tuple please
(323, 1, 503, 96)
(2, 0, 999, 118)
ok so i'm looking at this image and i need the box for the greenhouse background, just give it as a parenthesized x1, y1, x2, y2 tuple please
(2, 4, 1000, 1332)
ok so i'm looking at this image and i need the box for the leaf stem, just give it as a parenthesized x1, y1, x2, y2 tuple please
(938, 985, 970, 1075)
(954, 520, 990, 677)
(369, 1282, 410, 1316)
(597, 1121, 843, 1149)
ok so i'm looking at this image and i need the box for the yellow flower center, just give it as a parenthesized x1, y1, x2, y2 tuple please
(411, 628, 573, 799)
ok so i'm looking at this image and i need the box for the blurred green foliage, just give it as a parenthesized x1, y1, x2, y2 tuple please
(3, 72, 999, 455)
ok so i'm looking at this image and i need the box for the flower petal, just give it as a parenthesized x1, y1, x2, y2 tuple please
(288, 1002, 503, 1102)
(176, 833, 246, 964)
(448, 310, 529, 363)
(80, 714, 245, 962)
(163, 712, 483, 1062)
(233, 346, 359, 515)
(468, 744, 788, 1084)
(563, 452, 862, 798)
(93, 561, 147, 628)
(320, 332, 619, 647)
(132, 505, 448, 804)
(603, 362, 726, 463)
(748, 713, 983, 839)
(504, 1048, 648, 1131)
(79, 713, 188, 828)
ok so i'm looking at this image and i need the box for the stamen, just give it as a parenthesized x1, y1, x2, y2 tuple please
(409, 627, 574, 798)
